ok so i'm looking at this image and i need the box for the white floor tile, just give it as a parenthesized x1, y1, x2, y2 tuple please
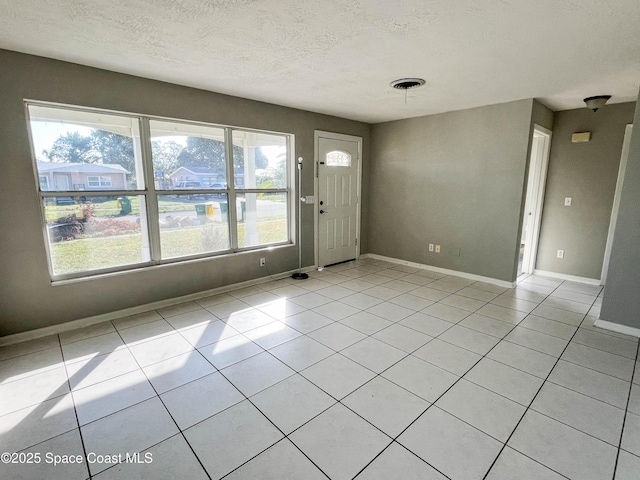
(436, 379, 525, 442)
(301, 353, 376, 399)
(224, 308, 279, 333)
(205, 298, 251, 319)
(571, 329, 638, 359)
(339, 311, 393, 335)
(184, 400, 283, 479)
(160, 371, 243, 429)
(62, 332, 126, 364)
(413, 338, 481, 376)
(622, 412, 640, 456)
(282, 310, 334, 334)
(342, 376, 429, 437)
(422, 303, 470, 323)
(221, 351, 294, 396)
(156, 301, 203, 318)
(288, 292, 332, 309)
(111, 311, 162, 331)
(163, 308, 218, 331)
(440, 294, 486, 312)
(372, 323, 432, 352)
(243, 321, 302, 349)
(459, 313, 514, 338)
(142, 350, 215, 394)
(487, 341, 557, 379)
(382, 355, 458, 402)
(504, 326, 568, 357)
(224, 439, 327, 480)
(531, 305, 585, 326)
(257, 298, 308, 320)
(81, 397, 179, 475)
(519, 315, 577, 340)
(508, 410, 618, 480)
(197, 334, 263, 369)
(194, 292, 235, 307)
(388, 293, 434, 311)
(398, 406, 502, 480)
(399, 312, 454, 337)
(0, 335, 60, 362)
(2, 429, 88, 480)
(269, 336, 333, 371)
(128, 333, 194, 368)
(365, 301, 415, 321)
(490, 295, 539, 313)
(66, 349, 139, 390)
(341, 337, 406, 373)
(562, 342, 635, 381)
(340, 292, 384, 310)
(178, 319, 240, 348)
(308, 322, 367, 351)
(356, 442, 448, 480)
(73, 369, 155, 425)
(548, 360, 631, 409)
(0, 394, 77, 453)
(93, 434, 209, 480)
(486, 446, 566, 480)
(531, 382, 625, 446)
(116, 319, 175, 345)
(312, 301, 360, 321)
(438, 325, 500, 355)
(251, 374, 335, 434)
(409, 286, 450, 302)
(290, 403, 390, 480)
(0, 365, 68, 416)
(615, 449, 640, 480)
(457, 286, 501, 302)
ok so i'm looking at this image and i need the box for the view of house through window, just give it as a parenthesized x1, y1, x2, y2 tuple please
(27, 104, 291, 279)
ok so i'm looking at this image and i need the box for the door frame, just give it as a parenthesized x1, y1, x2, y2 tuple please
(520, 124, 552, 275)
(601, 124, 633, 284)
(314, 130, 363, 268)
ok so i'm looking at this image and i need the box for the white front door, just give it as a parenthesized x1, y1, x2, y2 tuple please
(53, 174, 70, 191)
(317, 134, 360, 267)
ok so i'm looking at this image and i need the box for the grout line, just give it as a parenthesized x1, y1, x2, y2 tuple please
(612, 342, 640, 480)
(57, 333, 92, 480)
(481, 280, 599, 480)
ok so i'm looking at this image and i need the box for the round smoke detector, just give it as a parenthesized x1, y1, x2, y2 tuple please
(390, 78, 426, 90)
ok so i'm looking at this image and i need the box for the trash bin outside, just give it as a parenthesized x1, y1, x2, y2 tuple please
(205, 202, 215, 220)
(195, 203, 215, 222)
(194, 203, 206, 221)
(218, 202, 228, 222)
(117, 197, 132, 215)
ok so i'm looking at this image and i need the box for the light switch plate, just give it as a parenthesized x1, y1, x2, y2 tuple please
(557, 250, 564, 259)
(564, 197, 572, 206)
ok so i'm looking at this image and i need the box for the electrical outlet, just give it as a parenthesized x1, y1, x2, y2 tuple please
(428, 244, 434, 252)
(557, 250, 564, 259)
(260, 258, 266, 267)
(435, 245, 441, 253)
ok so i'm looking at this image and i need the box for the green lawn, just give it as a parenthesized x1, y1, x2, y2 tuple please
(50, 220, 287, 275)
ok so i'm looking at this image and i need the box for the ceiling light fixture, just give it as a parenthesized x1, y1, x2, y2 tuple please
(583, 95, 611, 112)
(390, 78, 426, 103)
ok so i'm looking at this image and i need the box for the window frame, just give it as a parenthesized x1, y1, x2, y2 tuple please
(25, 101, 294, 281)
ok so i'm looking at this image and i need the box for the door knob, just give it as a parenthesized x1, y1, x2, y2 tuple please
(320, 209, 328, 214)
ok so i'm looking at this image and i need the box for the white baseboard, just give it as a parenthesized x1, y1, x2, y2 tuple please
(362, 254, 515, 289)
(533, 269, 602, 286)
(594, 318, 640, 339)
(0, 265, 317, 347)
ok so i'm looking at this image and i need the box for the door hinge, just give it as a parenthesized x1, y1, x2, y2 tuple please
(355, 238, 358, 246)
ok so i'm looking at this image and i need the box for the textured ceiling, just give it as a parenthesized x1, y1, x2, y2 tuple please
(1, 0, 639, 123)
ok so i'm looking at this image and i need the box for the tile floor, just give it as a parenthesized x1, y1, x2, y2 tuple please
(1, 258, 639, 479)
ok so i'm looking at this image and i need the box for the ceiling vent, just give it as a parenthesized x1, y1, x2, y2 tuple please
(390, 78, 426, 90)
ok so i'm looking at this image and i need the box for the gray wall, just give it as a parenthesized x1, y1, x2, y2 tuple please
(0, 50, 371, 335)
(600, 92, 640, 330)
(368, 99, 535, 282)
(535, 103, 635, 279)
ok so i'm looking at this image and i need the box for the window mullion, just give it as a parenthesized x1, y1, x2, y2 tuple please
(139, 117, 161, 263)
(225, 127, 239, 250)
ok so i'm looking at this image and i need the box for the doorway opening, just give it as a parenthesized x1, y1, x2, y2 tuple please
(519, 125, 552, 277)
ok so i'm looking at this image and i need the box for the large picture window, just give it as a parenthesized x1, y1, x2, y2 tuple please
(27, 103, 292, 280)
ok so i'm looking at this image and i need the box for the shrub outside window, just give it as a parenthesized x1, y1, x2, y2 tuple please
(27, 103, 292, 280)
